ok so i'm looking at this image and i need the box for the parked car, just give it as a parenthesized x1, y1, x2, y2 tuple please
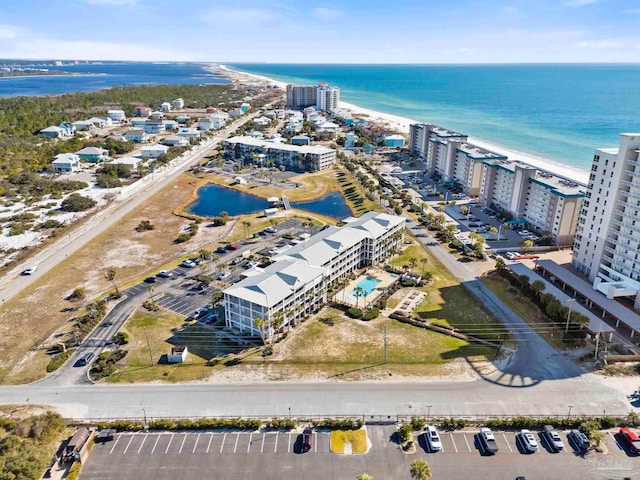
(226, 243, 240, 251)
(301, 428, 313, 452)
(569, 429, 590, 451)
(189, 257, 202, 266)
(217, 271, 230, 281)
(264, 226, 277, 234)
(215, 247, 227, 254)
(480, 428, 499, 454)
(180, 260, 196, 268)
(244, 261, 259, 269)
(425, 425, 442, 452)
(519, 429, 539, 453)
(144, 276, 156, 283)
(619, 427, 640, 454)
(22, 265, 38, 275)
(157, 270, 173, 278)
(231, 257, 243, 265)
(543, 425, 564, 451)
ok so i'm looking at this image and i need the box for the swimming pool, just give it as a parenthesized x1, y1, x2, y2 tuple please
(350, 276, 382, 297)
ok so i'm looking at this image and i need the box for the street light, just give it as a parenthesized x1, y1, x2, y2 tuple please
(427, 405, 432, 424)
(567, 405, 574, 420)
(288, 406, 291, 419)
(142, 408, 147, 429)
(564, 298, 576, 335)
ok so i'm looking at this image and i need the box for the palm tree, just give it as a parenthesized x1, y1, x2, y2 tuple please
(408, 258, 417, 274)
(357, 475, 373, 480)
(199, 249, 211, 261)
(420, 258, 428, 274)
(147, 285, 155, 302)
(409, 459, 431, 480)
(254, 317, 267, 343)
(353, 286, 366, 308)
(105, 268, 120, 297)
(242, 220, 251, 238)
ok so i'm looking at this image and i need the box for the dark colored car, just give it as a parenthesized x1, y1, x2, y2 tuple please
(215, 247, 227, 254)
(189, 257, 202, 266)
(569, 429, 590, 451)
(144, 276, 156, 283)
(302, 428, 312, 452)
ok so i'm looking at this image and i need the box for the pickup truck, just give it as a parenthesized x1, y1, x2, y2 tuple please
(480, 427, 499, 454)
(620, 428, 640, 454)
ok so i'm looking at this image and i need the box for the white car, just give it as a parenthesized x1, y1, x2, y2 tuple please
(519, 429, 539, 453)
(22, 265, 38, 275)
(180, 260, 196, 268)
(217, 271, 230, 281)
(425, 425, 442, 452)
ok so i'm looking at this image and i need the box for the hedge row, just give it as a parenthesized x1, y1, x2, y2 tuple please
(484, 416, 619, 431)
(46, 349, 74, 373)
(311, 418, 364, 430)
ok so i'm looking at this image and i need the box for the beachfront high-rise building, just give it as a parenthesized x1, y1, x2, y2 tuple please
(572, 134, 640, 308)
(316, 83, 340, 111)
(224, 212, 405, 338)
(286, 84, 318, 110)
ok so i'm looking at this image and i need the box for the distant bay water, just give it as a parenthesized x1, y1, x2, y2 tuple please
(229, 63, 640, 172)
(0, 62, 228, 98)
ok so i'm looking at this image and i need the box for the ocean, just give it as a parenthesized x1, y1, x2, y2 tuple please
(228, 63, 640, 172)
(0, 62, 227, 98)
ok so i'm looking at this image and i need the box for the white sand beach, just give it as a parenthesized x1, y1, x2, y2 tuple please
(216, 64, 589, 184)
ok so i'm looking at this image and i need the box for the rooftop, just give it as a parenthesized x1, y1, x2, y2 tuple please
(457, 142, 507, 161)
(225, 136, 333, 155)
(75, 147, 107, 155)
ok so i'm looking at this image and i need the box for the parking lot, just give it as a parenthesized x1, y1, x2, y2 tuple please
(80, 426, 640, 480)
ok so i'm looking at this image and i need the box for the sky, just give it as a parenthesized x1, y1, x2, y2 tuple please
(1, 0, 640, 63)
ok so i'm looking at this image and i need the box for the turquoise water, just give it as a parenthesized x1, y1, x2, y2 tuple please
(351, 276, 382, 297)
(187, 184, 351, 218)
(229, 63, 640, 172)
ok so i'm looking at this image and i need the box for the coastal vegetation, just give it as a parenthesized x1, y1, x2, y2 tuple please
(0, 84, 247, 174)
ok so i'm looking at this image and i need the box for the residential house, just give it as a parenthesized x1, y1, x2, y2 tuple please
(172, 98, 184, 109)
(197, 117, 214, 131)
(229, 108, 243, 118)
(177, 128, 200, 140)
(150, 111, 164, 120)
(163, 120, 178, 131)
(144, 119, 165, 134)
(135, 106, 152, 117)
(291, 135, 311, 146)
(52, 153, 81, 173)
(107, 109, 126, 121)
(345, 133, 358, 149)
(317, 121, 340, 133)
(384, 134, 406, 148)
(110, 156, 142, 170)
(240, 102, 251, 113)
(162, 135, 189, 147)
(75, 147, 108, 163)
(123, 128, 148, 143)
(141, 144, 169, 159)
(40, 124, 74, 138)
(72, 120, 95, 132)
(176, 115, 190, 124)
(130, 117, 147, 128)
(161, 102, 172, 112)
(87, 117, 110, 128)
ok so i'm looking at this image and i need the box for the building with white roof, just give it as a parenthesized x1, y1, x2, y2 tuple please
(141, 144, 169, 159)
(224, 136, 336, 172)
(172, 98, 184, 109)
(224, 212, 405, 338)
(52, 153, 81, 173)
(110, 156, 142, 170)
(572, 134, 640, 309)
(107, 109, 126, 121)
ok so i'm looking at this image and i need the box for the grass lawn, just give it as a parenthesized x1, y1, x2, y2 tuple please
(330, 429, 368, 454)
(481, 274, 567, 349)
(108, 309, 234, 383)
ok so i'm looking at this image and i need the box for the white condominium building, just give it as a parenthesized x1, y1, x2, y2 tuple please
(408, 123, 468, 161)
(224, 212, 406, 337)
(572, 134, 640, 308)
(316, 84, 340, 112)
(480, 159, 584, 244)
(224, 136, 336, 172)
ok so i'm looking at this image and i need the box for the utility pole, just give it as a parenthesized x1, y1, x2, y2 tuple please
(145, 329, 153, 366)
(383, 321, 388, 364)
(594, 323, 602, 361)
(564, 298, 575, 335)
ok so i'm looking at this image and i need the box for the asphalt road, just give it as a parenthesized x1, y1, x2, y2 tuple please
(0, 109, 265, 304)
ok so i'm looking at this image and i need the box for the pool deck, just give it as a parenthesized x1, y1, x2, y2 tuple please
(334, 268, 397, 308)
(389, 289, 427, 315)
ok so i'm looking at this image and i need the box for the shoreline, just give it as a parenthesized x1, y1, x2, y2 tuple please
(216, 64, 589, 185)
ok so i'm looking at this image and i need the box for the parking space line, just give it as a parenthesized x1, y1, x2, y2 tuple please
(288, 432, 292, 452)
(193, 433, 200, 453)
(206, 433, 213, 453)
(234, 433, 239, 453)
(314, 432, 317, 453)
(463, 434, 471, 452)
(151, 434, 161, 454)
(122, 435, 134, 455)
(247, 433, 253, 453)
(109, 434, 121, 455)
(178, 434, 187, 453)
(503, 433, 513, 453)
(137, 434, 148, 454)
(261, 433, 265, 453)
(274, 432, 278, 453)
(165, 433, 174, 454)
(220, 433, 227, 453)
(449, 433, 458, 452)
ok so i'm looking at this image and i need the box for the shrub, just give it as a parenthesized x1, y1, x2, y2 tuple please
(66, 462, 81, 480)
(347, 307, 363, 319)
(211, 216, 227, 226)
(113, 332, 129, 345)
(410, 417, 426, 431)
(401, 279, 416, 288)
(174, 233, 192, 243)
(90, 350, 128, 380)
(440, 418, 467, 430)
(265, 418, 297, 430)
(8, 222, 27, 235)
(143, 300, 159, 311)
(46, 349, 74, 372)
(135, 220, 154, 232)
(312, 418, 363, 430)
(398, 423, 413, 443)
(60, 193, 96, 212)
(40, 219, 64, 229)
(96, 173, 122, 188)
(362, 307, 379, 321)
(68, 287, 86, 301)
(96, 420, 144, 432)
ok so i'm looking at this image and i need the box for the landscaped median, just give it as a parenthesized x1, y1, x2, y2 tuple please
(329, 428, 370, 454)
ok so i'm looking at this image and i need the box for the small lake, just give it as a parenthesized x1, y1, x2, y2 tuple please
(187, 184, 352, 219)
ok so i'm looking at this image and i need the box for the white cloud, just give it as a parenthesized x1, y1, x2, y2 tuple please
(312, 7, 341, 20)
(0, 25, 22, 40)
(202, 7, 280, 26)
(576, 40, 624, 48)
(82, 0, 137, 5)
(565, 0, 602, 5)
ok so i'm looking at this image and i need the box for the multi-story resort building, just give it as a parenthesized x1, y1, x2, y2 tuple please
(316, 84, 340, 112)
(572, 133, 640, 308)
(479, 159, 584, 244)
(224, 136, 336, 172)
(409, 122, 585, 243)
(224, 212, 406, 337)
(286, 84, 318, 110)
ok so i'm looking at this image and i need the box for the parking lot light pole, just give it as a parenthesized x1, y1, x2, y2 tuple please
(142, 408, 147, 429)
(288, 406, 291, 419)
(564, 298, 575, 335)
(427, 405, 432, 424)
(497, 225, 503, 241)
(567, 405, 574, 420)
